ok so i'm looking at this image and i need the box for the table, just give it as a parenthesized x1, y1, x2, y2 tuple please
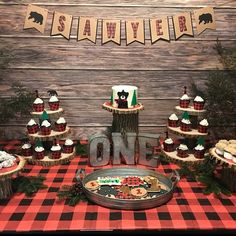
(0, 140, 236, 234)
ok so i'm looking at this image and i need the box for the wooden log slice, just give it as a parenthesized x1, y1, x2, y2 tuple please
(168, 126, 208, 138)
(175, 105, 206, 116)
(31, 108, 64, 117)
(102, 102, 144, 114)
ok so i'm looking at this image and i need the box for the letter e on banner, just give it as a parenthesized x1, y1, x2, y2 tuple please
(51, 11, 73, 40)
(126, 20, 145, 45)
(102, 20, 121, 45)
(173, 12, 193, 40)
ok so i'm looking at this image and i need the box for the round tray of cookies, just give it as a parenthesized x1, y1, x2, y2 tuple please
(76, 167, 180, 210)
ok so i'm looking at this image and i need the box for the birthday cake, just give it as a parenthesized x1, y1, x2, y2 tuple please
(111, 85, 138, 109)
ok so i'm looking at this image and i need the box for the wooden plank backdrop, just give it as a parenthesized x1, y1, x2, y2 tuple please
(0, 0, 235, 139)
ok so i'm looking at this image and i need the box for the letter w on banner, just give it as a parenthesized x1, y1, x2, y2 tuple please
(173, 12, 193, 40)
(78, 17, 98, 43)
(126, 20, 145, 45)
(51, 11, 73, 40)
(102, 20, 121, 45)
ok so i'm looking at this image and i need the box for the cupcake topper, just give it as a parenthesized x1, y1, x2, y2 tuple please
(197, 137, 205, 146)
(165, 131, 169, 138)
(35, 90, 39, 98)
(183, 86, 187, 94)
(182, 111, 190, 120)
(110, 92, 113, 105)
(47, 89, 58, 97)
(41, 110, 49, 121)
(53, 139, 57, 146)
(35, 139, 43, 148)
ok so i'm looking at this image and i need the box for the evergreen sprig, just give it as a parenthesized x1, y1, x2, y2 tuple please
(12, 175, 48, 197)
(75, 141, 88, 156)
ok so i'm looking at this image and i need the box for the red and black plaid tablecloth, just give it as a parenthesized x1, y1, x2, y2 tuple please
(0, 140, 236, 233)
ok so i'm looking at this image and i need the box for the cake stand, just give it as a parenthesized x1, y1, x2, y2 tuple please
(102, 101, 144, 135)
(210, 147, 236, 192)
(0, 156, 26, 199)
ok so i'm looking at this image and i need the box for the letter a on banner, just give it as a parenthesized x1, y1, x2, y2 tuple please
(150, 17, 170, 43)
(126, 20, 145, 45)
(193, 7, 216, 35)
(173, 12, 193, 40)
(24, 4, 48, 34)
(102, 20, 121, 45)
(51, 12, 73, 40)
(78, 17, 98, 43)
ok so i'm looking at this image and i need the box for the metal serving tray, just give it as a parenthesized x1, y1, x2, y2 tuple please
(76, 167, 180, 210)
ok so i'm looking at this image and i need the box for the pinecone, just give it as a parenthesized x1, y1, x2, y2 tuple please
(71, 181, 83, 195)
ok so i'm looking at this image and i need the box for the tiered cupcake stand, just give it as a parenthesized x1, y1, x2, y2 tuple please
(161, 105, 208, 166)
(0, 156, 26, 199)
(21, 109, 75, 167)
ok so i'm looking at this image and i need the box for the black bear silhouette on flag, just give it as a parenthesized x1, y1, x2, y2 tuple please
(28, 11, 43, 25)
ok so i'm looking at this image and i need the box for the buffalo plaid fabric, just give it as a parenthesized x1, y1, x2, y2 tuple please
(193, 101, 205, 110)
(163, 143, 175, 152)
(27, 124, 39, 134)
(198, 125, 208, 134)
(34, 151, 45, 160)
(179, 100, 190, 108)
(40, 127, 51, 135)
(33, 103, 44, 112)
(0, 140, 236, 233)
(50, 151, 62, 159)
(63, 145, 74, 154)
(49, 102, 60, 111)
(180, 123, 191, 132)
(54, 123, 66, 132)
(168, 120, 178, 127)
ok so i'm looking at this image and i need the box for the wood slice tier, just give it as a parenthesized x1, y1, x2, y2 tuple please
(31, 108, 64, 116)
(168, 126, 208, 138)
(175, 106, 206, 116)
(210, 147, 236, 169)
(28, 127, 70, 141)
(102, 102, 144, 114)
(161, 147, 204, 166)
(22, 150, 75, 167)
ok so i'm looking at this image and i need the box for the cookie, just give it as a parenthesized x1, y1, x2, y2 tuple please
(146, 179, 161, 192)
(130, 187, 147, 198)
(119, 185, 130, 194)
(97, 176, 121, 186)
(85, 180, 99, 190)
(116, 192, 136, 199)
(97, 186, 118, 196)
(158, 183, 168, 191)
(143, 176, 157, 184)
(122, 176, 144, 187)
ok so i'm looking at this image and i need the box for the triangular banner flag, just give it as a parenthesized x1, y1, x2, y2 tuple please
(173, 12, 194, 40)
(150, 17, 170, 43)
(194, 7, 216, 35)
(126, 20, 145, 45)
(77, 17, 98, 43)
(24, 4, 48, 34)
(102, 20, 121, 45)
(51, 11, 73, 40)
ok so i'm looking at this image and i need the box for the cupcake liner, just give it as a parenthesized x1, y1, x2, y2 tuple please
(22, 148, 32, 157)
(40, 126, 51, 135)
(27, 124, 39, 134)
(49, 102, 60, 111)
(33, 103, 44, 112)
(193, 101, 205, 110)
(54, 123, 67, 132)
(168, 120, 178, 127)
(50, 151, 61, 159)
(34, 151, 45, 160)
(179, 100, 190, 108)
(198, 125, 208, 133)
(63, 145, 74, 154)
(180, 123, 191, 132)
(194, 150, 205, 159)
(177, 149, 189, 158)
(163, 143, 174, 152)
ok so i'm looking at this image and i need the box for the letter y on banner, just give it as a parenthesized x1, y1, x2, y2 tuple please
(51, 11, 73, 40)
(24, 4, 48, 34)
(102, 20, 121, 45)
(126, 20, 145, 45)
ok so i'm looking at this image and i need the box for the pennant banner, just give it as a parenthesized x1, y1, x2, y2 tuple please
(24, 4, 216, 45)
(173, 12, 194, 40)
(24, 4, 48, 34)
(126, 20, 145, 45)
(102, 20, 121, 45)
(150, 17, 170, 43)
(51, 11, 73, 40)
(194, 7, 216, 35)
(78, 17, 98, 43)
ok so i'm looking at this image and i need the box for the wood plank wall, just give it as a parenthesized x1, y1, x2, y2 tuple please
(0, 0, 235, 139)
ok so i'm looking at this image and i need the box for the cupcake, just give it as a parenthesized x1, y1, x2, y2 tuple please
(193, 96, 205, 110)
(215, 142, 227, 156)
(180, 111, 191, 132)
(194, 144, 205, 159)
(33, 90, 44, 112)
(63, 139, 74, 153)
(50, 143, 62, 159)
(34, 146, 45, 160)
(223, 146, 233, 160)
(27, 119, 39, 134)
(177, 144, 189, 158)
(48, 95, 59, 111)
(54, 117, 67, 132)
(168, 113, 179, 127)
(179, 86, 190, 108)
(163, 138, 174, 152)
(21, 143, 32, 156)
(40, 120, 51, 135)
(198, 119, 209, 133)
